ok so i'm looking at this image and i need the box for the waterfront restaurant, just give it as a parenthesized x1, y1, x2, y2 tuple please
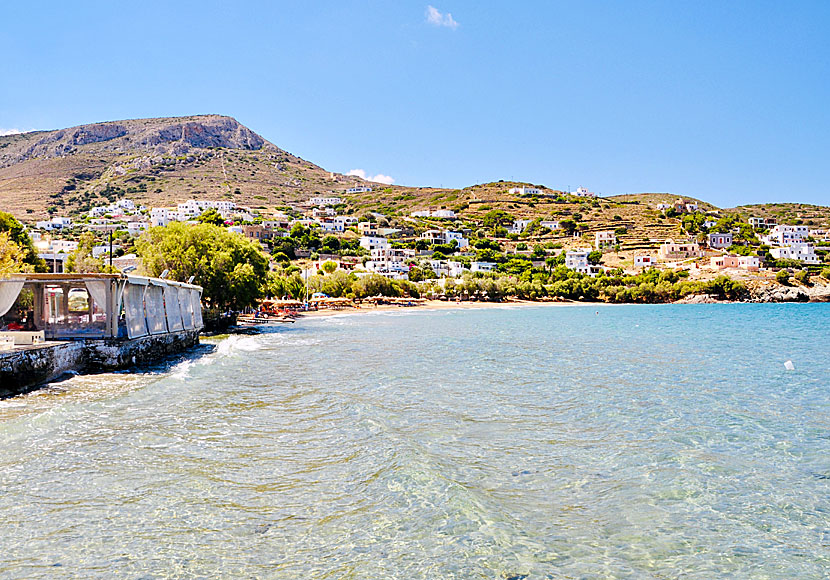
(0, 273, 203, 347)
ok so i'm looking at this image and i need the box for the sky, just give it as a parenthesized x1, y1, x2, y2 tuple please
(1, 1, 829, 207)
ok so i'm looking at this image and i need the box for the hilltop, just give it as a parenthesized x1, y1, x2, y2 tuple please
(1, 115, 828, 250)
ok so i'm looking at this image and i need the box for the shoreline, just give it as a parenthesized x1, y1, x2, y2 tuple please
(291, 295, 828, 321)
(297, 298, 568, 319)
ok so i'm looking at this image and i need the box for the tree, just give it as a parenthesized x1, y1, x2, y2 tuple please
(776, 270, 790, 285)
(65, 232, 107, 273)
(587, 250, 603, 265)
(793, 269, 811, 285)
(482, 209, 514, 230)
(197, 208, 225, 226)
(0, 232, 34, 275)
(135, 222, 269, 311)
(559, 219, 576, 235)
(320, 260, 338, 274)
(0, 211, 46, 272)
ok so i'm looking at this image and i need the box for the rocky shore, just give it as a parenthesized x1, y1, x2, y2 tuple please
(745, 281, 830, 303)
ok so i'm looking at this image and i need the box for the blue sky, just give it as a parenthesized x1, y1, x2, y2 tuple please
(2, 1, 828, 207)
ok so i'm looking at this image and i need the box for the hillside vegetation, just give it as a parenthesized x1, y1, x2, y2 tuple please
(1, 116, 828, 254)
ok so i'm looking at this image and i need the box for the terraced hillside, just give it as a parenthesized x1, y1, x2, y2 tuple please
(1, 116, 828, 255)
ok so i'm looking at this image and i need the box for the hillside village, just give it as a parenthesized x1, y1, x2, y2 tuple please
(25, 185, 830, 301)
(3, 116, 830, 304)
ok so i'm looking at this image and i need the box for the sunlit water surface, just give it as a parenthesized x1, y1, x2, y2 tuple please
(1, 303, 829, 579)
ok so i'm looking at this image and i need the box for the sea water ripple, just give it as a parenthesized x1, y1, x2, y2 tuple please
(0, 303, 828, 578)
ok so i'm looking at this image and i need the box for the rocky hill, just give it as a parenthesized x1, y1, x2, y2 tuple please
(1, 115, 828, 252)
(0, 115, 347, 218)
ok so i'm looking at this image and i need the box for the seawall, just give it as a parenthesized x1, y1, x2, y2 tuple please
(0, 330, 201, 398)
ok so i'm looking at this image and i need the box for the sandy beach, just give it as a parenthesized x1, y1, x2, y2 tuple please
(296, 298, 576, 319)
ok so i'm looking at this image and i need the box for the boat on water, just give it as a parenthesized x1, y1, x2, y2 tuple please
(0, 273, 204, 397)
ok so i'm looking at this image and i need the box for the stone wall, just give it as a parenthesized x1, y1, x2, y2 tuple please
(0, 330, 201, 398)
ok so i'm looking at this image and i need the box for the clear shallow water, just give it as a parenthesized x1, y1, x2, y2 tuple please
(0, 303, 829, 579)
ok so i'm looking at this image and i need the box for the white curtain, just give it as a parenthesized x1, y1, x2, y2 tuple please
(190, 289, 203, 329)
(124, 283, 148, 338)
(0, 281, 24, 318)
(163, 285, 184, 332)
(178, 287, 195, 330)
(84, 281, 108, 313)
(145, 285, 168, 335)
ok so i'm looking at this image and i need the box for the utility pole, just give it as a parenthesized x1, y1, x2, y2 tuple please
(109, 230, 113, 271)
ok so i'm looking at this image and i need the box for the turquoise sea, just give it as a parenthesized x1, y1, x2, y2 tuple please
(0, 303, 828, 578)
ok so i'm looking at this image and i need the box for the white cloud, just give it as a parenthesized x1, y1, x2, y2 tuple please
(426, 5, 458, 29)
(0, 128, 22, 136)
(346, 169, 395, 185)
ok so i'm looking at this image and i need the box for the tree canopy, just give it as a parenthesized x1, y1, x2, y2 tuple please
(0, 211, 46, 272)
(135, 222, 269, 310)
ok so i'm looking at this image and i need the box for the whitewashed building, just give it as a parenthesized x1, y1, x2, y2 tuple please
(310, 196, 344, 206)
(572, 186, 596, 198)
(470, 262, 497, 273)
(565, 249, 599, 275)
(594, 231, 617, 249)
(634, 255, 656, 268)
(150, 208, 176, 227)
(419, 229, 469, 249)
(508, 220, 533, 235)
(762, 225, 809, 247)
(509, 186, 541, 196)
(770, 243, 819, 264)
(359, 235, 390, 252)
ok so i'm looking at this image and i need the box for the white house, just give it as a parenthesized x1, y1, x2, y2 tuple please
(432, 209, 457, 219)
(428, 260, 465, 278)
(410, 209, 457, 219)
(508, 220, 533, 235)
(318, 219, 344, 233)
(594, 231, 617, 249)
(470, 262, 497, 273)
(177, 199, 237, 221)
(572, 186, 596, 198)
(346, 186, 372, 194)
(565, 248, 600, 275)
(419, 229, 468, 249)
(634, 255, 656, 268)
(367, 247, 415, 274)
(540, 220, 560, 230)
(36, 217, 73, 231)
(509, 186, 541, 196)
(312, 207, 336, 218)
(50, 240, 79, 253)
(762, 225, 809, 247)
(91, 244, 122, 258)
(126, 222, 150, 235)
(656, 203, 672, 211)
(150, 208, 176, 227)
(749, 217, 778, 229)
(310, 196, 343, 206)
(770, 243, 819, 264)
(334, 216, 358, 228)
(359, 235, 390, 251)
